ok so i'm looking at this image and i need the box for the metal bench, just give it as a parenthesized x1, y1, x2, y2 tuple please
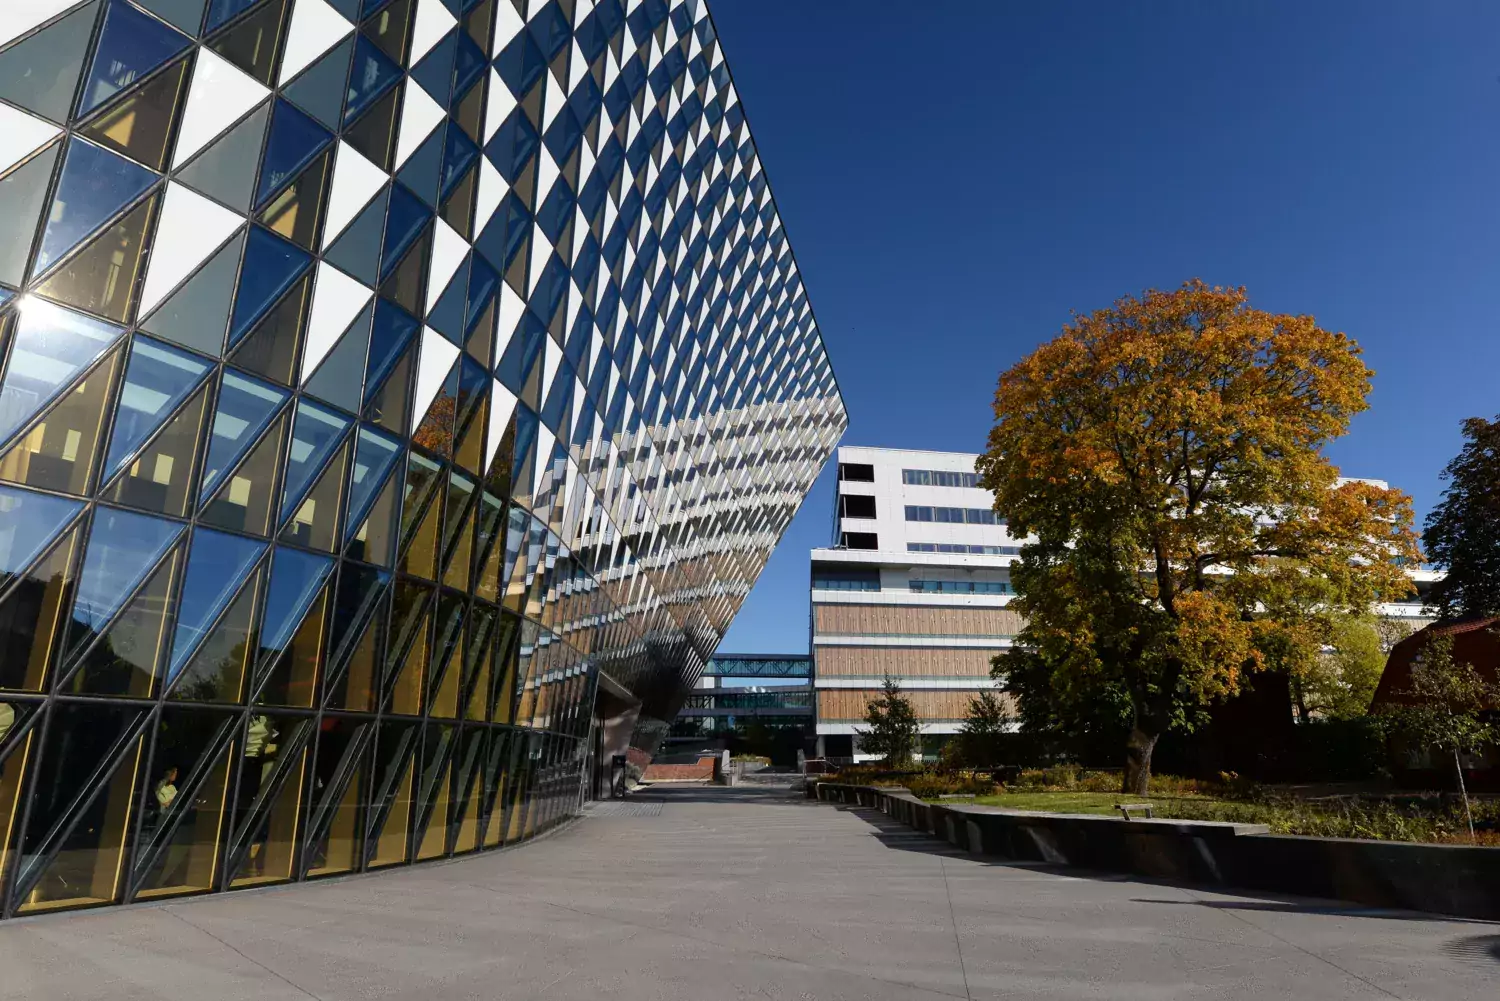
(1115, 803, 1155, 820)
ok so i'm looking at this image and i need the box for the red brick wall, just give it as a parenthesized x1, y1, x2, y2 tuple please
(643, 757, 715, 781)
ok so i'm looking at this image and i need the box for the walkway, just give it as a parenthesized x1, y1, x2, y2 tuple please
(0, 783, 1495, 1000)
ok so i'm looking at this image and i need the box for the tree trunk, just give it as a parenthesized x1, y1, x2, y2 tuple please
(1291, 677, 1310, 725)
(1452, 748, 1476, 844)
(1123, 726, 1160, 796)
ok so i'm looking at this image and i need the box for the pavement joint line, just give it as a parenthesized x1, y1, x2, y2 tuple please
(160, 906, 329, 1001)
(938, 855, 975, 1001)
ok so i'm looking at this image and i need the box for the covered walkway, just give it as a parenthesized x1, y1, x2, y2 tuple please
(0, 783, 1495, 1000)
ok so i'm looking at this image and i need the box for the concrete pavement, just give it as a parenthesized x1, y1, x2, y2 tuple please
(0, 782, 1495, 999)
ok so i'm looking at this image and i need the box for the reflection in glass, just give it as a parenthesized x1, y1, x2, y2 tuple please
(67, 507, 184, 660)
(80, 57, 190, 171)
(168, 566, 261, 703)
(413, 724, 453, 860)
(0, 701, 37, 884)
(200, 410, 289, 536)
(105, 382, 210, 517)
(0, 297, 124, 447)
(367, 721, 417, 868)
(280, 438, 348, 551)
(64, 544, 181, 697)
(32, 139, 156, 275)
(16, 703, 145, 913)
(169, 528, 266, 678)
(305, 718, 368, 877)
(199, 370, 290, 502)
(103, 336, 212, 485)
(228, 715, 310, 887)
(0, 522, 81, 692)
(279, 400, 350, 524)
(133, 709, 237, 900)
(0, 348, 123, 497)
(33, 192, 159, 324)
(259, 150, 331, 251)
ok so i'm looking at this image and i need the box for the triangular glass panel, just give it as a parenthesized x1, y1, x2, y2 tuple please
(323, 600, 382, 710)
(200, 409, 289, 536)
(279, 436, 349, 551)
(227, 226, 312, 347)
(304, 303, 374, 414)
(394, 125, 444, 209)
(257, 546, 335, 658)
(168, 527, 267, 680)
(279, 399, 351, 523)
(451, 389, 484, 473)
(66, 506, 185, 660)
(304, 718, 370, 876)
(256, 99, 335, 210)
(322, 561, 388, 686)
(199, 369, 290, 501)
(13, 703, 146, 913)
(323, 185, 389, 285)
(344, 425, 402, 532)
(33, 138, 157, 276)
(495, 309, 545, 398)
(345, 29, 402, 117)
(226, 716, 311, 886)
(132, 707, 237, 900)
(78, 0, 193, 117)
(0, 518, 83, 692)
(167, 564, 261, 703)
(440, 471, 477, 560)
(413, 726, 454, 856)
(439, 122, 479, 200)
(32, 190, 159, 324)
(254, 577, 328, 707)
(175, 101, 269, 213)
(229, 271, 311, 385)
(62, 542, 182, 698)
(379, 182, 433, 278)
(0, 345, 123, 497)
(451, 31, 485, 101)
(410, 27, 457, 105)
(0, 141, 61, 287)
(0, 1, 100, 124)
(449, 730, 483, 851)
(382, 583, 429, 713)
(207, 0, 291, 86)
(258, 147, 332, 251)
(0, 483, 84, 580)
(439, 161, 475, 239)
(378, 225, 430, 316)
(341, 75, 399, 170)
(345, 462, 398, 566)
(426, 254, 469, 341)
(136, 0, 207, 34)
(363, 298, 419, 396)
(398, 485, 441, 579)
(103, 336, 213, 484)
(367, 723, 417, 865)
(79, 56, 190, 171)
(282, 34, 353, 130)
(104, 381, 210, 517)
(411, 360, 458, 458)
(442, 500, 476, 590)
(139, 228, 244, 356)
(360, 0, 412, 63)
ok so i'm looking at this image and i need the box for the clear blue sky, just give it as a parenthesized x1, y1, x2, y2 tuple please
(713, 0, 1500, 654)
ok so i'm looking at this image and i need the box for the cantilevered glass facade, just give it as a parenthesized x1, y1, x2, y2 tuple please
(0, 0, 845, 916)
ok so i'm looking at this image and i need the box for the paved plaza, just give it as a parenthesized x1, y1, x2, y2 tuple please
(0, 783, 1495, 1000)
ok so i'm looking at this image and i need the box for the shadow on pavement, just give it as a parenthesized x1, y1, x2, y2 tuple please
(626, 783, 819, 806)
(1442, 934, 1500, 966)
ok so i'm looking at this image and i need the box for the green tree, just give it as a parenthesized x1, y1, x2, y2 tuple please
(1424, 416, 1500, 620)
(1295, 614, 1387, 721)
(1374, 631, 1500, 841)
(977, 281, 1422, 794)
(954, 689, 1014, 767)
(856, 675, 920, 766)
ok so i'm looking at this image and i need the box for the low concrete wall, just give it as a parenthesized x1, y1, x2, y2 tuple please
(810, 782, 1500, 922)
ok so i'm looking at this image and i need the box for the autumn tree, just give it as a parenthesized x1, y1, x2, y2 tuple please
(977, 280, 1421, 794)
(1292, 614, 1387, 721)
(856, 675, 920, 766)
(1424, 416, 1500, 620)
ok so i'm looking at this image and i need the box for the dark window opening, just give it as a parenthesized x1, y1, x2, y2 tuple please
(838, 462, 874, 482)
(839, 532, 878, 550)
(838, 493, 876, 519)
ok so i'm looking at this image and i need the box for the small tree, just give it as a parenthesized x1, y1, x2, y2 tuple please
(1424, 416, 1500, 619)
(1280, 613, 1387, 721)
(856, 675, 920, 766)
(955, 689, 1014, 767)
(1374, 632, 1500, 841)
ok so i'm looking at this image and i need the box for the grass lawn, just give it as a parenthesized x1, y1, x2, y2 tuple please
(961, 791, 1224, 817)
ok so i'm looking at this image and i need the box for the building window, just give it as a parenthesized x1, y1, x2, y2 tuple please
(838, 462, 874, 482)
(838, 493, 876, 519)
(812, 567, 881, 591)
(909, 579, 1012, 595)
(839, 532, 878, 550)
(904, 506, 1003, 526)
(902, 468, 978, 488)
(904, 505, 932, 522)
(908, 543, 1022, 556)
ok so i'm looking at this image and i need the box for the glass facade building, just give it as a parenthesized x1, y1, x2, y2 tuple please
(0, 0, 845, 917)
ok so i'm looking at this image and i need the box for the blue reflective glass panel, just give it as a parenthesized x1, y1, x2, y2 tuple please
(103, 336, 213, 481)
(344, 426, 402, 536)
(259, 546, 334, 652)
(256, 100, 334, 208)
(34, 139, 157, 274)
(79, 0, 192, 116)
(200, 370, 290, 499)
(0, 484, 83, 577)
(279, 399, 350, 521)
(0, 298, 125, 444)
(228, 226, 311, 345)
(71, 507, 184, 634)
(168, 527, 266, 675)
(343, 34, 401, 123)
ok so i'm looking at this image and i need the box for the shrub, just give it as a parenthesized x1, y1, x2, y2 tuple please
(904, 772, 999, 798)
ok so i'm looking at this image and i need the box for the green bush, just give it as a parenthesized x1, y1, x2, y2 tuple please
(903, 773, 999, 798)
